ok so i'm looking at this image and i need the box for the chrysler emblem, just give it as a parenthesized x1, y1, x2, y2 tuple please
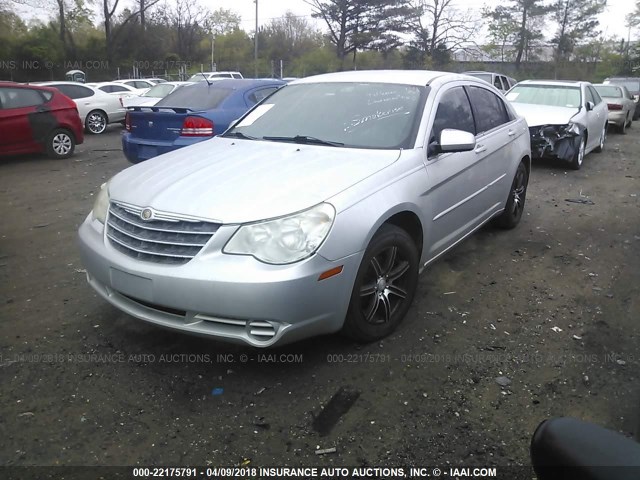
(140, 208, 153, 221)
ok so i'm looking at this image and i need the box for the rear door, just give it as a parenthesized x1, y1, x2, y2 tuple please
(466, 85, 516, 210)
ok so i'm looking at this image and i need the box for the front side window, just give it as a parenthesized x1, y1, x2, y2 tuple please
(467, 86, 509, 134)
(227, 82, 427, 150)
(429, 87, 475, 154)
(588, 86, 602, 104)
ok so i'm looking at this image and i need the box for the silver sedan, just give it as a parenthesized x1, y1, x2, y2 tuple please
(593, 84, 636, 134)
(78, 70, 531, 347)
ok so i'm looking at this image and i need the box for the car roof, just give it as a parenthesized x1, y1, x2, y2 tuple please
(0, 81, 57, 91)
(516, 79, 585, 87)
(38, 81, 92, 86)
(292, 69, 452, 86)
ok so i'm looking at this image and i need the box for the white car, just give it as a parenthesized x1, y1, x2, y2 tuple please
(506, 80, 608, 170)
(114, 79, 157, 90)
(38, 81, 126, 134)
(122, 81, 193, 108)
(187, 71, 243, 82)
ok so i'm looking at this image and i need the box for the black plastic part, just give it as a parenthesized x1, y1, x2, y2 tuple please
(531, 417, 640, 480)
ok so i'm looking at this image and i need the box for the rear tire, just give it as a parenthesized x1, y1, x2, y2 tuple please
(494, 161, 529, 229)
(593, 126, 606, 153)
(85, 110, 108, 134)
(570, 135, 585, 170)
(343, 225, 419, 343)
(45, 128, 75, 159)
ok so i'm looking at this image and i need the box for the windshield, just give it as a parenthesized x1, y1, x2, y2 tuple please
(506, 85, 581, 108)
(225, 82, 427, 149)
(594, 86, 622, 98)
(155, 84, 232, 110)
(143, 84, 175, 97)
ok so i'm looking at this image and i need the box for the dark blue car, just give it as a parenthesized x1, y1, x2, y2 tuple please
(122, 79, 284, 163)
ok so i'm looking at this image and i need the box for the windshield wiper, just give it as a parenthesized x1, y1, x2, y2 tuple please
(262, 135, 344, 147)
(223, 131, 259, 140)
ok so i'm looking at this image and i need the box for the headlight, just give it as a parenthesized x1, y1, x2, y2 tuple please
(224, 203, 335, 264)
(92, 181, 110, 224)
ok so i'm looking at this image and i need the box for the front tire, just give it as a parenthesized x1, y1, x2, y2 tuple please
(85, 110, 108, 134)
(343, 225, 419, 342)
(45, 128, 75, 159)
(569, 135, 586, 170)
(494, 161, 529, 229)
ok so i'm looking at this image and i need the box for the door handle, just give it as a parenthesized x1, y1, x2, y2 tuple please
(508, 129, 516, 136)
(475, 145, 487, 154)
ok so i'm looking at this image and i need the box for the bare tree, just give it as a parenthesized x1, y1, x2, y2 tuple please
(408, 0, 478, 64)
(102, 0, 160, 61)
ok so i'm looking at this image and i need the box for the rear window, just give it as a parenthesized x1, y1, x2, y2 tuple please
(156, 84, 232, 110)
(466, 73, 492, 84)
(143, 84, 175, 97)
(594, 86, 621, 98)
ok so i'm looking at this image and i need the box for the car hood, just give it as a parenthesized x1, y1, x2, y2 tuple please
(109, 137, 401, 224)
(511, 103, 579, 127)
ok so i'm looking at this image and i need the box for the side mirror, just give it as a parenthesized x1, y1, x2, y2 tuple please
(586, 101, 595, 111)
(439, 129, 476, 153)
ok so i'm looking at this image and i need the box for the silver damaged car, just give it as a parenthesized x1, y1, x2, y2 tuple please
(78, 70, 532, 347)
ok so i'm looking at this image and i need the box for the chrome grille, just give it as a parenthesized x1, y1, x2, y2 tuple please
(106, 202, 219, 265)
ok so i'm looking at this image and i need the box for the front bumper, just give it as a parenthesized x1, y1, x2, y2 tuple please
(121, 133, 208, 163)
(528, 124, 584, 161)
(78, 215, 361, 347)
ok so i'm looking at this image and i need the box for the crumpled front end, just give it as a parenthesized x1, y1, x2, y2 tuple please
(528, 124, 585, 161)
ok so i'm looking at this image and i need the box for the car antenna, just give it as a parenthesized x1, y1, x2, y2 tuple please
(199, 72, 212, 86)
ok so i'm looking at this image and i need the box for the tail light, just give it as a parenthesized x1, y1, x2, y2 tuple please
(125, 112, 131, 132)
(181, 116, 214, 137)
(607, 103, 622, 111)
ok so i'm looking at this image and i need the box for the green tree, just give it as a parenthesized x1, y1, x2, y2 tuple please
(484, 0, 551, 69)
(550, 0, 607, 72)
(306, 0, 415, 67)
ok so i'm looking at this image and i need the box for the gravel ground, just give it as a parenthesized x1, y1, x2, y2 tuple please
(1, 125, 639, 472)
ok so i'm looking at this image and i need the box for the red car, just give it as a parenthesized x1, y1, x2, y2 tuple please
(0, 82, 84, 159)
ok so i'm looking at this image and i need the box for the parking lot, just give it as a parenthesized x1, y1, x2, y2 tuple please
(1, 124, 639, 468)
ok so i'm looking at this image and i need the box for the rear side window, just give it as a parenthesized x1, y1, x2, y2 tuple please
(0, 87, 47, 109)
(430, 87, 475, 154)
(466, 86, 510, 134)
(232, 73, 242, 79)
(494, 76, 503, 90)
(156, 84, 233, 110)
(52, 84, 94, 99)
(247, 87, 278, 105)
